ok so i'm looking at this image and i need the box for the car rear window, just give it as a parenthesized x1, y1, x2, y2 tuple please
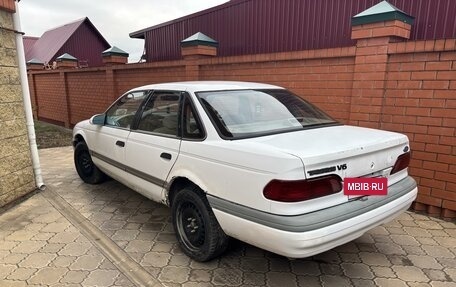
(197, 89, 339, 139)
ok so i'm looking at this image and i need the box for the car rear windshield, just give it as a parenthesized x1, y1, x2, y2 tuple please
(197, 89, 339, 139)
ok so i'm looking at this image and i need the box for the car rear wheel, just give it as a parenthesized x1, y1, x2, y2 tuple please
(172, 186, 229, 261)
(74, 141, 106, 184)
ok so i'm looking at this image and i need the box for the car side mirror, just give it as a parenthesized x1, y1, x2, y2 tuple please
(89, 114, 106, 125)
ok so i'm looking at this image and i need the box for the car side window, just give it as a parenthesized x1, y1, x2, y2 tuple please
(106, 91, 148, 129)
(137, 91, 181, 136)
(183, 97, 204, 139)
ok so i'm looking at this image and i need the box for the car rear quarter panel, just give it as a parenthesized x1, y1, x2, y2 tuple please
(168, 139, 304, 213)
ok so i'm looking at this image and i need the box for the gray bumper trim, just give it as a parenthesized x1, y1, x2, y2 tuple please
(207, 176, 417, 233)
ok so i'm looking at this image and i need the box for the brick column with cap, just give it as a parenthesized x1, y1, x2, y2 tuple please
(102, 46, 129, 66)
(55, 53, 78, 69)
(181, 32, 218, 81)
(349, 1, 414, 129)
(26, 59, 44, 71)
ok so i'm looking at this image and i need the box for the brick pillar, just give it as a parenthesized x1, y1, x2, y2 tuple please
(181, 32, 218, 81)
(26, 59, 44, 71)
(55, 53, 78, 69)
(349, 1, 414, 129)
(0, 0, 15, 12)
(106, 67, 116, 102)
(102, 46, 129, 66)
(60, 72, 71, 128)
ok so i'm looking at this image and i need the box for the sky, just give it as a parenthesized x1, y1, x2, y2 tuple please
(18, 0, 228, 62)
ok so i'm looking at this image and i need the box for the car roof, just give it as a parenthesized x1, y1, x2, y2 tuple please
(130, 81, 284, 93)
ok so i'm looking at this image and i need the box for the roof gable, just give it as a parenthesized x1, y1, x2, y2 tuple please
(27, 18, 84, 64)
(26, 17, 110, 64)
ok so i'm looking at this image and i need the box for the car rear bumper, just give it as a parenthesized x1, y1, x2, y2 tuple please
(209, 176, 417, 258)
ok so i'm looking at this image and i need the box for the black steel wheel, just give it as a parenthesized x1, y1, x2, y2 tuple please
(74, 141, 106, 184)
(177, 201, 206, 251)
(172, 186, 229, 261)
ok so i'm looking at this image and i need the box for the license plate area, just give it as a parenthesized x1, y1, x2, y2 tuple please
(344, 177, 388, 196)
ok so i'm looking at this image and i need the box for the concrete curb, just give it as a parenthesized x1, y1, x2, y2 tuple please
(42, 187, 163, 287)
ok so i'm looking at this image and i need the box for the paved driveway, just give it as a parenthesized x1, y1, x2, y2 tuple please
(1, 146, 455, 287)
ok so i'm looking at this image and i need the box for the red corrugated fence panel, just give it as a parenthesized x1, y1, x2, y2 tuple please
(141, 0, 456, 62)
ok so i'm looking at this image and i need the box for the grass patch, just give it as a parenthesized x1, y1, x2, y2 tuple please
(34, 121, 73, 149)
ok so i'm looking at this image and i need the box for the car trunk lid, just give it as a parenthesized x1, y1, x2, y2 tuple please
(249, 125, 409, 215)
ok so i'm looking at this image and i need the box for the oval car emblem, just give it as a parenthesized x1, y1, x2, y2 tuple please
(370, 162, 375, 169)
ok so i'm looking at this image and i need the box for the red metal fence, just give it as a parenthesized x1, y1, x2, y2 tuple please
(136, 0, 456, 61)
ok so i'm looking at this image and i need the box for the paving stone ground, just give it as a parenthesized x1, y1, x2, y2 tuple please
(0, 146, 455, 287)
(0, 189, 134, 286)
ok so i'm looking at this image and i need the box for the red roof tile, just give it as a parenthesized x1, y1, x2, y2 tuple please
(25, 17, 110, 65)
(23, 36, 39, 58)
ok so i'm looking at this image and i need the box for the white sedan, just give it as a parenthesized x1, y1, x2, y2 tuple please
(72, 81, 418, 261)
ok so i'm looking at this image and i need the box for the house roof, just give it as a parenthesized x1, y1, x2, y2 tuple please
(129, 1, 235, 39)
(23, 36, 39, 58)
(25, 17, 110, 64)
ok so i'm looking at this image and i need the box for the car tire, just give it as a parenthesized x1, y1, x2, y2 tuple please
(172, 186, 229, 261)
(74, 141, 106, 184)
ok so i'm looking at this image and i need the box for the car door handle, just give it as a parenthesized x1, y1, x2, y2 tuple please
(160, 152, 172, 160)
(116, 140, 125, 147)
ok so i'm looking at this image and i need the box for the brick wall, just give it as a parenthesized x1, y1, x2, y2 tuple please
(67, 71, 111, 125)
(114, 63, 186, 97)
(385, 41, 456, 217)
(199, 48, 356, 122)
(33, 72, 66, 125)
(30, 63, 186, 127)
(0, 6, 36, 207)
(28, 33, 456, 219)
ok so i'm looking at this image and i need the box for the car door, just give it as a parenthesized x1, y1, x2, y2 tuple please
(124, 90, 183, 202)
(89, 91, 149, 184)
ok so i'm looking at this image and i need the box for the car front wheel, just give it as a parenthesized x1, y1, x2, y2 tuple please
(172, 186, 229, 261)
(74, 141, 106, 184)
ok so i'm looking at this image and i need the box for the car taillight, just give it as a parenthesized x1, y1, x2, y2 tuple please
(263, 175, 342, 202)
(391, 152, 411, 175)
